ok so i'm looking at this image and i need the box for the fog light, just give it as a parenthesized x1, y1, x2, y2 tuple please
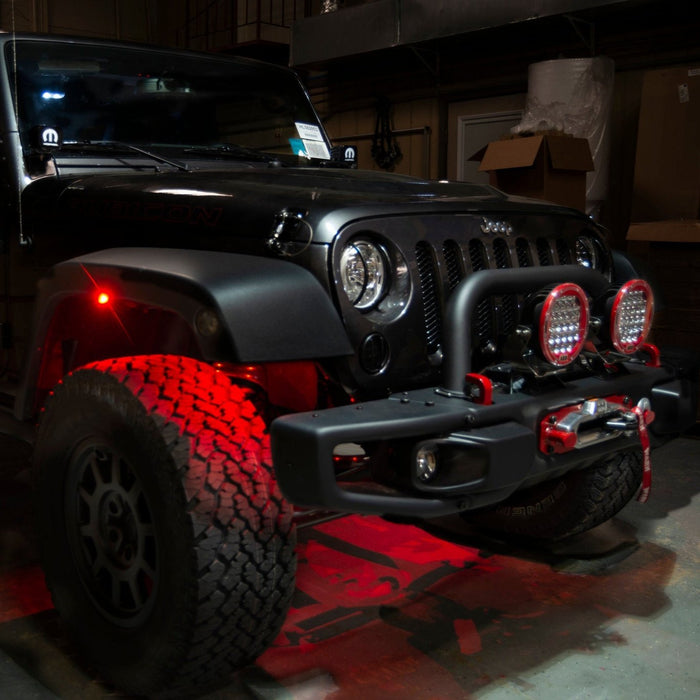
(195, 308, 220, 337)
(416, 446, 438, 482)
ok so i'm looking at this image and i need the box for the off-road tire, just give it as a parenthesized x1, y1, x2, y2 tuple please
(463, 450, 643, 541)
(34, 354, 296, 696)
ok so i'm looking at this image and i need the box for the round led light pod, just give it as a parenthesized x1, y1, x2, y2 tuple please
(609, 279, 654, 354)
(538, 283, 590, 366)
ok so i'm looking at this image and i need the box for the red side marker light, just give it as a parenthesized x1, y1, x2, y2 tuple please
(96, 292, 110, 306)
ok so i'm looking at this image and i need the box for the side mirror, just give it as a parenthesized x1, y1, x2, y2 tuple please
(330, 144, 358, 168)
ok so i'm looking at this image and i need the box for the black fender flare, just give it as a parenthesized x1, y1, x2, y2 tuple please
(18, 247, 352, 419)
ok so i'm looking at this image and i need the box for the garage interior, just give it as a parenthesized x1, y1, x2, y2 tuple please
(0, 0, 699, 697)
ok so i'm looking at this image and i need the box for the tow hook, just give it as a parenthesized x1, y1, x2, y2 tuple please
(540, 396, 655, 455)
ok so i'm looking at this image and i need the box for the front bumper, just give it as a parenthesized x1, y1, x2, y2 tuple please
(270, 266, 698, 517)
(271, 365, 695, 517)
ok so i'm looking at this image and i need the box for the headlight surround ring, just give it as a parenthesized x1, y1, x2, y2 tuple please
(575, 235, 598, 269)
(339, 239, 388, 310)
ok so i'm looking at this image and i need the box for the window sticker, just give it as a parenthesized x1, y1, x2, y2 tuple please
(302, 140, 330, 160)
(295, 122, 324, 141)
(294, 122, 330, 160)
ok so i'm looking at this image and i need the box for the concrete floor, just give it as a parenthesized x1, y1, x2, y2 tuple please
(0, 432, 698, 699)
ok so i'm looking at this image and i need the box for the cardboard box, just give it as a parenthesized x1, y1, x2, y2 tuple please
(627, 219, 700, 356)
(475, 134, 593, 211)
(627, 219, 700, 244)
(631, 65, 700, 221)
(626, 220, 700, 307)
(652, 306, 700, 422)
(626, 219, 700, 421)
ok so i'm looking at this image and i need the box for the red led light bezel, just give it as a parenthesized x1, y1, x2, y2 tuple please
(610, 279, 654, 354)
(538, 283, 589, 367)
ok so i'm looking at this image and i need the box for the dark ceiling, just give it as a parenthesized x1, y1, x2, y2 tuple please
(293, 0, 700, 111)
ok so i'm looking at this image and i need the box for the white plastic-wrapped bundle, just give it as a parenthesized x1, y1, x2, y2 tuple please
(513, 57, 615, 217)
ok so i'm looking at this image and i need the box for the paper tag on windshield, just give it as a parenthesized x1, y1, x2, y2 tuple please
(302, 140, 330, 160)
(295, 122, 324, 141)
(295, 122, 330, 159)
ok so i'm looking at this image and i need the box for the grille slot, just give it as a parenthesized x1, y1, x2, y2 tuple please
(415, 234, 564, 359)
(493, 238, 510, 269)
(416, 241, 442, 355)
(469, 239, 487, 272)
(493, 238, 517, 336)
(536, 238, 553, 266)
(556, 237, 572, 264)
(516, 237, 532, 267)
(467, 240, 491, 344)
(443, 239, 464, 291)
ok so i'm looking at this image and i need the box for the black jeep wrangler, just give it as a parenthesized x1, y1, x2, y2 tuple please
(0, 33, 696, 695)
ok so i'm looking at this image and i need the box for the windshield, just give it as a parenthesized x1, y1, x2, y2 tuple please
(8, 39, 330, 165)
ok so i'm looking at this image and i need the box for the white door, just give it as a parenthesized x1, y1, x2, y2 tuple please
(457, 111, 522, 184)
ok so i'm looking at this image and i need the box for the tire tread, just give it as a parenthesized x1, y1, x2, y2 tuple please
(35, 354, 296, 695)
(466, 450, 643, 541)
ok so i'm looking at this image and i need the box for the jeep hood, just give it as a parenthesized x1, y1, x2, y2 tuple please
(23, 165, 576, 254)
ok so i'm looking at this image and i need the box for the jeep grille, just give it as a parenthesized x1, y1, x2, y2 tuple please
(417, 236, 572, 356)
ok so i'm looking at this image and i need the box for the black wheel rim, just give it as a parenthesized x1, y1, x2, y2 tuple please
(65, 441, 159, 627)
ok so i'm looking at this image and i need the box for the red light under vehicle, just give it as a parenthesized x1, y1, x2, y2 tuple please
(539, 283, 589, 366)
(610, 279, 654, 354)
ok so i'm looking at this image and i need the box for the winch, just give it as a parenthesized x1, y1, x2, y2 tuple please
(539, 395, 655, 455)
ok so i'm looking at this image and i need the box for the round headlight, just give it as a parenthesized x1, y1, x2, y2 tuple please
(340, 239, 387, 309)
(575, 236, 598, 269)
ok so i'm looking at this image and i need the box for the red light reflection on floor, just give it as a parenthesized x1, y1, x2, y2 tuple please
(261, 515, 498, 698)
(257, 514, 674, 699)
(0, 512, 675, 699)
(0, 565, 52, 624)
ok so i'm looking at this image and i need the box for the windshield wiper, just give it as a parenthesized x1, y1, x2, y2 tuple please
(61, 140, 190, 172)
(182, 144, 283, 166)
